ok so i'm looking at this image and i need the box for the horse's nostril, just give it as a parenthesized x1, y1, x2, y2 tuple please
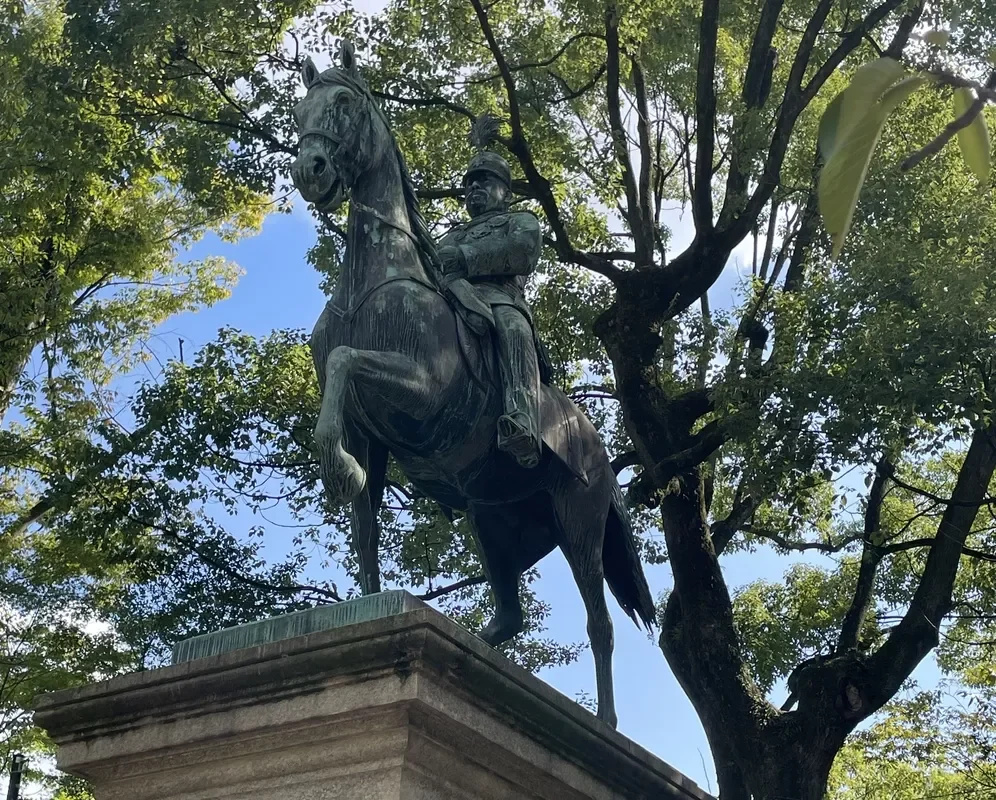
(313, 157, 326, 177)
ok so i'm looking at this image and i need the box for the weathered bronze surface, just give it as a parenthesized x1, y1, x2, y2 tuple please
(288, 42, 654, 728)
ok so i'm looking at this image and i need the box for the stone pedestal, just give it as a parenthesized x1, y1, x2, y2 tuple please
(35, 591, 712, 800)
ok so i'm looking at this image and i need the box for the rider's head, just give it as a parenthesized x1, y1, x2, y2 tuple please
(463, 151, 512, 218)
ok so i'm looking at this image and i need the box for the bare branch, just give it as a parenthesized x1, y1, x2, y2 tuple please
(882, 538, 996, 563)
(371, 88, 476, 122)
(419, 574, 487, 601)
(838, 458, 892, 652)
(746, 527, 863, 554)
(631, 56, 655, 264)
(692, 0, 721, 231)
(902, 69, 996, 171)
(604, 5, 641, 233)
(868, 426, 996, 711)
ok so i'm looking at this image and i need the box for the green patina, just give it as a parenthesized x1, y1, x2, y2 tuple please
(171, 590, 423, 663)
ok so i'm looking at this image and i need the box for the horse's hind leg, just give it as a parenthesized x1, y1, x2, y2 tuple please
(469, 505, 555, 647)
(552, 476, 617, 728)
(314, 346, 436, 505)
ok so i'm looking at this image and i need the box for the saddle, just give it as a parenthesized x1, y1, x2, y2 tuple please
(450, 299, 587, 485)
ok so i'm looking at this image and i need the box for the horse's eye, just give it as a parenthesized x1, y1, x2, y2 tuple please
(337, 93, 352, 108)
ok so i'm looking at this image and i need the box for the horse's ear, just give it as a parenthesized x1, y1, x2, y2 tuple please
(301, 56, 320, 89)
(339, 40, 357, 74)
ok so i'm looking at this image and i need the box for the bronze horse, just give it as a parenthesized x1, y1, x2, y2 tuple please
(289, 44, 653, 727)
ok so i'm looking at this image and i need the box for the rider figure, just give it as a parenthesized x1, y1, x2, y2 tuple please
(437, 150, 544, 469)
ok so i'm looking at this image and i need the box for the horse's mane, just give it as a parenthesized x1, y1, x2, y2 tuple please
(392, 138, 443, 289)
(317, 67, 443, 290)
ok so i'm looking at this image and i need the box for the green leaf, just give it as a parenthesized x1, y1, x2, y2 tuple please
(953, 87, 991, 186)
(819, 74, 926, 260)
(818, 91, 845, 163)
(834, 58, 907, 150)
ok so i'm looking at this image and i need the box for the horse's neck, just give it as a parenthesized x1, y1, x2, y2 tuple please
(337, 158, 427, 306)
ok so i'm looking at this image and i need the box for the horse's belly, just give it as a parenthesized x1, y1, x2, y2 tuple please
(392, 456, 469, 511)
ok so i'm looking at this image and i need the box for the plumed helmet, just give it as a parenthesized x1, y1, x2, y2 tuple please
(464, 114, 511, 189)
(464, 150, 511, 189)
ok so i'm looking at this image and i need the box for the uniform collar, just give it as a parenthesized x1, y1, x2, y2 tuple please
(464, 208, 507, 228)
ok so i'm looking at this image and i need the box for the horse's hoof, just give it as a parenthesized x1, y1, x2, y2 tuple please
(596, 707, 618, 729)
(479, 614, 521, 648)
(320, 445, 367, 503)
(479, 620, 502, 647)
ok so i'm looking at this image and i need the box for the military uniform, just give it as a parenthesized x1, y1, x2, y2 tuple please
(438, 153, 546, 468)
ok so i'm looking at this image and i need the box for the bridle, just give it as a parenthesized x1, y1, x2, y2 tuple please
(299, 75, 440, 323)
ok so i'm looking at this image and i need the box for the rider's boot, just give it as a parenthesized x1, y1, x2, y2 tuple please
(494, 307, 542, 468)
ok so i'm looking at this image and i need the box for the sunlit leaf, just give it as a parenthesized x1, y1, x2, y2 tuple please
(819, 75, 926, 260)
(953, 87, 991, 186)
(922, 29, 951, 48)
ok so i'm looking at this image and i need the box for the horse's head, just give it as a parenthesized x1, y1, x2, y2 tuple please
(290, 42, 385, 213)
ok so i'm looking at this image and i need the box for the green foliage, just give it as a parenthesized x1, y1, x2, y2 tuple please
(829, 686, 996, 797)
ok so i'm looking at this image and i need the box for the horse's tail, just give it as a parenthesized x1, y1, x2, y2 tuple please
(602, 479, 656, 630)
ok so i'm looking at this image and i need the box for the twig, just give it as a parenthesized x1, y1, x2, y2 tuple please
(902, 95, 986, 171)
(419, 575, 487, 601)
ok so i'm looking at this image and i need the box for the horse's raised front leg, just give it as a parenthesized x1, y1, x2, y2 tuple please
(315, 346, 435, 506)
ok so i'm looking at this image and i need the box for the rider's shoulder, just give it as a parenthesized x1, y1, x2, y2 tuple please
(503, 209, 541, 228)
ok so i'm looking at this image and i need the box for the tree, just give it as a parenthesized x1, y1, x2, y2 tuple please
(0, 0, 325, 782)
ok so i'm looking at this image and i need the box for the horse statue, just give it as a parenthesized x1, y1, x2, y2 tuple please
(288, 42, 654, 728)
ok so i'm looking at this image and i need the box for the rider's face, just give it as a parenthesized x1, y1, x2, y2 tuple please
(465, 173, 510, 217)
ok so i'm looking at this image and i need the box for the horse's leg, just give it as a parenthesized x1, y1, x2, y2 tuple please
(552, 477, 617, 728)
(469, 505, 556, 647)
(345, 424, 389, 595)
(315, 346, 436, 505)
(468, 507, 526, 646)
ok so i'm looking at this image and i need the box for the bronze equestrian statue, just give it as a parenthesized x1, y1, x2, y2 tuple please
(288, 42, 653, 728)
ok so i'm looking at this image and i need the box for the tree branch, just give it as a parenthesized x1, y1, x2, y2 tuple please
(712, 492, 760, 555)
(371, 88, 477, 122)
(890, 470, 996, 508)
(3, 414, 166, 539)
(604, 5, 641, 233)
(468, 0, 624, 284)
(746, 527, 863, 554)
(882, 538, 996, 563)
(901, 69, 996, 171)
(838, 458, 892, 652)
(610, 450, 640, 475)
(459, 32, 604, 84)
(419, 574, 487, 601)
(631, 55, 655, 264)
(720, 0, 785, 227)
(884, 0, 926, 59)
(723, 0, 907, 248)
(692, 0, 721, 231)
(867, 425, 996, 711)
